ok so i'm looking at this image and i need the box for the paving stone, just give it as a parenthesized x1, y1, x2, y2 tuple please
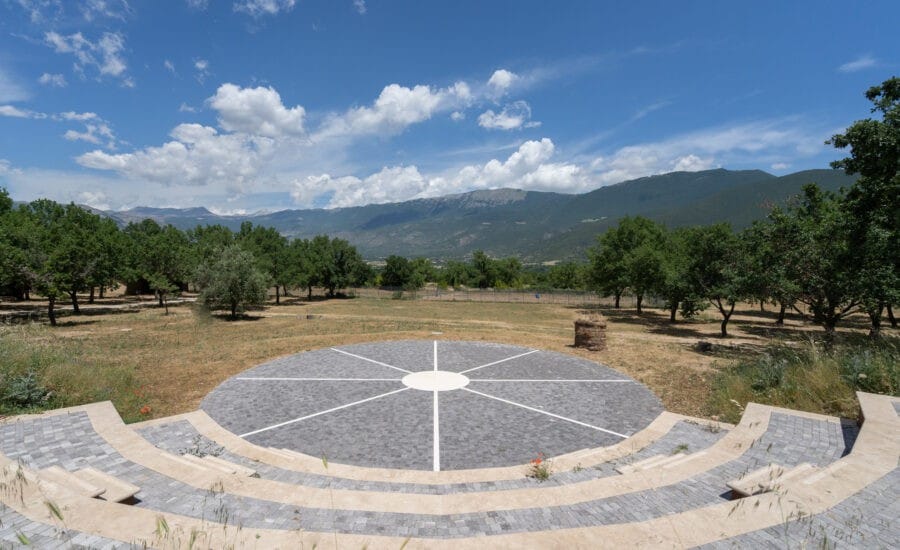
(0, 408, 866, 540)
(200, 340, 663, 470)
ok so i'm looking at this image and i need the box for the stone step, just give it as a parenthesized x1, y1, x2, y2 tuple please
(38, 465, 105, 498)
(660, 450, 707, 469)
(727, 462, 818, 498)
(202, 455, 258, 477)
(72, 467, 140, 503)
(615, 452, 685, 474)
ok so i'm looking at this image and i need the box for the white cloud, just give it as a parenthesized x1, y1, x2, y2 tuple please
(14, 0, 64, 23)
(79, 0, 131, 21)
(316, 82, 469, 139)
(207, 83, 305, 137)
(838, 55, 876, 73)
(0, 66, 30, 102)
(186, 0, 208, 9)
(291, 138, 591, 208)
(179, 102, 198, 113)
(631, 100, 670, 121)
(194, 58, 210, 82)
(487, 69, 518, 95)
(233, 0, 296, 16)
(0, 105, 40, 118)
(76, 190, 110, 210)
(57, 111, 97, 121)
(293, 165, 426, 209)
(477, 100, 540, 130)
(450, 111, 465, 122)
(64, 122, 115, 146)
(77, 123, 274, 190)
(771, 162, 790, 170)
(587, 119, 821, 185)
(0, 159, 21, 176)
(0, 106, 118, 147)
(164, 59, 175, 74)
(353, 0, 366, 14)
(44, 30, 129, 80)
(38, 72, 67, 87)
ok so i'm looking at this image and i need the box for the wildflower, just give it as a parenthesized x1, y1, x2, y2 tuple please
(140, 405, 151, 415)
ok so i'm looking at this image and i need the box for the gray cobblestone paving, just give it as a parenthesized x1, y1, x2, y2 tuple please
(468, 350, 630, 380)
(699, 468, 899, 549)
(203, 379, 403, 437)
(246, 388, 434, 470)
(201, 341, 663, 470)
(0, 503, 134, 549)
(0, 409, 866, 539)
(465, 379, 662, 437)
(138, 418, 726, 493)
(438, 388, 622, 469)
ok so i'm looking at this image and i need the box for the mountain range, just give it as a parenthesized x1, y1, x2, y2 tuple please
(102, 168, 857, 262)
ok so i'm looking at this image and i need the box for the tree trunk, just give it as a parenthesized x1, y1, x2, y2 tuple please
(888, 304, 897, 328)
(89, 287, 95, 304)
(775, 303, 786, 326)
(717, 300, 735, 338)
(231, 302, 237, 319)
(868, 304, 883, 339)
(157, 291, 164, 307)
(275, 285, 280, 305)
(48, 295, 57, 327)
(759, 300, 765, 312)
(307, 286, 313, 300)
(614, 291, 621, 309)
(70, 291, 80, 314)
(669, 302, 678, 323)
(99, 286, 105, 299)
(823, 314, 838, 346)
(636, 293, 643, 314)
(163, 296, 169, 315)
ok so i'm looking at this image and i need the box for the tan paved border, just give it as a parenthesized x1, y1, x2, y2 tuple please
(0, 401, 764, 515)
(184, 407, 732, 483)
(0, 393, 894, 549)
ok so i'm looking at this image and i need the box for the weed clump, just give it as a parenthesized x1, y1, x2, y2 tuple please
(707, 337, 899, 423)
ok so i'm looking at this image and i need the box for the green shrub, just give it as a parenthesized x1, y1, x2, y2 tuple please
(2, 371, 51, 409)
(707, 337, 898, 423)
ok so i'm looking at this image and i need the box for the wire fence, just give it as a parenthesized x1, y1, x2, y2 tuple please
(350, 286, 666, 308)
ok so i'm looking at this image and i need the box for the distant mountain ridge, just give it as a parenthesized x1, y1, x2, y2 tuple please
(100, 168, 857, 261)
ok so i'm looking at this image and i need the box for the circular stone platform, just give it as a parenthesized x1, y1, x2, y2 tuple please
(201, 340, 664, 471)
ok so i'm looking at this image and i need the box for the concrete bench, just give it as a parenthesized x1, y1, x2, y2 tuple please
(39, 465, 105, 498)
(73, 467, 140, 503)
(727, 463, 817, 498)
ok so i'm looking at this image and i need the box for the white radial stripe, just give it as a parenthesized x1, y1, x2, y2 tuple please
(330, 348, 412, 374)
(458, 349, 539, 374)
(463, 388, 629, 439)
(239, 387, 410, 438)
(433, 340, 438, 371)
(470, 379, 633, 383)
(433, 389, 440, 472)
(236, 377, 402, 382)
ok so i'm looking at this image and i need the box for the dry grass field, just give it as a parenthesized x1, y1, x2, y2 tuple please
(4, 291, 894, 424)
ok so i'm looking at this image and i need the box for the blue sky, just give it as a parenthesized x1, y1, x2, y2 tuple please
(0, 1, 897, 213)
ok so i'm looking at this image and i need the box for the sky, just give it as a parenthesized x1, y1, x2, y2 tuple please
(0, 1, 897, 214)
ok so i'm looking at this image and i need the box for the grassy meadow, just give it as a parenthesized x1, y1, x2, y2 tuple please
(1, 292, 897, 423)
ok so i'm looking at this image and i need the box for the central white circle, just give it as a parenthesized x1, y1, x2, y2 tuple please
(401, 370, 470, 391)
